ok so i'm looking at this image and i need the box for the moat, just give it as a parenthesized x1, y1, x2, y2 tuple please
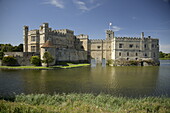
(0, 60, 170, 98)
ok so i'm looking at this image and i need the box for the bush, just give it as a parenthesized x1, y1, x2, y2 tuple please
(107, 59, 113, 65)
(0, 52, 4, 60)
(2, 56, 17, 66)
(30, 56, 41, 66)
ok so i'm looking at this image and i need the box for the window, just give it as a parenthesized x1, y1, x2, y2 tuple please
(136, 53, 138, 56)
(97, 46, 101, 49)
(31, 46, 36, 52)
(153, 52, 155, 57)
(127, 52, 129, 56)
(145, 53, 147, 57)
(136, 45, 139, 48)
(152, 44, 154, 48)
(108, 34, 111, 38)
(129, 44, 133, 48)
(136, 58, 138, 60)
(119, 52, 121, 56)
(127, 58, 129, 60)
(31, 36, 36, 41)
(144, 44, 147, 48)
(119, 44, 123, 48)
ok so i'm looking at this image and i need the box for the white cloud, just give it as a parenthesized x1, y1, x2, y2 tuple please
(132, 16, 137, 20)
(160, 44, 170, 53)
(44, 0, 64, 8)
(73, 0, 101, 12)
(111, 26, 122, 32)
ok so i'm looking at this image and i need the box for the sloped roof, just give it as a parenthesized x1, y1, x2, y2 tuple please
(41, 40, 55, 48)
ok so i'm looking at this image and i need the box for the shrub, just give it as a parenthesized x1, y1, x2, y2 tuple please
(30, 56, 41, 66)
(0, 51, 4, 60)
(2, 56, 17, 66)
(107, 59, 113, 65)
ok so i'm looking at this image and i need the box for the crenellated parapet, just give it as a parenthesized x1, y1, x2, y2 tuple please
(49, 30, 66, 37)
(115, 37, 141, 40)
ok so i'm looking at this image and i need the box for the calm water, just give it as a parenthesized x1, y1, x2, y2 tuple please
(0, 60, 170, 98)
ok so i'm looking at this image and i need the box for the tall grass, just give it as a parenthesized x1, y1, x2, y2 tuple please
(1, 93, 170, 112)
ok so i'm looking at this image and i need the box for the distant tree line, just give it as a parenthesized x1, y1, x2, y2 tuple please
(0, 43, 23, 52)
(159, 51, 170, 59)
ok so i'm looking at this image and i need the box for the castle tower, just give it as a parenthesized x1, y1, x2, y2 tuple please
(23, 26, 29, 52)
(106, 30, 114, 40)
(141, 32, 144, 39)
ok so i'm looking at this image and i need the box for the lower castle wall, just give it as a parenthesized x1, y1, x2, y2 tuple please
(55, 49, 88, 62)
(3, 52, 40, 66)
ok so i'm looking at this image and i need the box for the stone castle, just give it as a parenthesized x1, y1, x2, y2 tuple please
(23, 23, 159, 65)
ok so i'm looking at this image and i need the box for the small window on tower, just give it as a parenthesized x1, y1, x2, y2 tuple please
(129, 44, 133, 48)
(144, 44, 147, 48)
(119, 44, 123, 48)
(97, 46, 101, 49)
(31, 46, 36, 52)
(119, 52, 121, 56)
(108, 34, 111, 37)
(31, 36, 36, 42)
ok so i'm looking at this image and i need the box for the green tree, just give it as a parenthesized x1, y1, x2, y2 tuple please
(42, 52, 54, 67)
(17, 44, 23, 52)
(165, 53, 170, 58)
(0, 51, 4, 60)
(30, 56, 41, 66)
(2, 56, 17, 66)
(159, 51, 165, 58)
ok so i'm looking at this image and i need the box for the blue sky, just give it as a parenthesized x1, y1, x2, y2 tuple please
(0, 0, 170, 53)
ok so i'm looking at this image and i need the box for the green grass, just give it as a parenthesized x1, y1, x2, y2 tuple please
(159, 58, 170, 60)
(0, 63, 90, 69)
(1, 93, 170, 113)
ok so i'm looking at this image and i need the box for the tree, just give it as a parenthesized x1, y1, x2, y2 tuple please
(0, 43, 23, 52)
(159, 51, 165, 58)
(0, 51, 4, 60)
(42, 52, 54, 67)
(30, 56, 41, 66)
(2, 56, 17, 66)
(17, 44, 23, 52)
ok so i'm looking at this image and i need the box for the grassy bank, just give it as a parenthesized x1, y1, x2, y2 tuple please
(159, 58, 170, 60)
(0, 63, 90, 70)
(0, 94, 170, 113)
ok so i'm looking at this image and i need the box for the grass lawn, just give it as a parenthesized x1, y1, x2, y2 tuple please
(0, 63, 90, 69)
(0, 93, 170, 113)
(159, 58, 170, 60)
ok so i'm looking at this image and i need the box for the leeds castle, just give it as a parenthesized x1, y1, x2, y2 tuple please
(23, 23, 159, 66)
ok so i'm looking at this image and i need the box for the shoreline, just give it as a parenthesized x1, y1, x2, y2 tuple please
(0, 64, 90, 70)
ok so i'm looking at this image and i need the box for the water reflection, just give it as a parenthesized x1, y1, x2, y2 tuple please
(0, 61, 170, 98)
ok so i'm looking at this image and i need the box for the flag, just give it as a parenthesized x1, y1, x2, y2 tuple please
(109, 23, 112, 26)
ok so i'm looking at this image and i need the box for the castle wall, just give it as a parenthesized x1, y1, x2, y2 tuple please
(23, 23, 159, 65)
(89, 39, 112, 63)
(55, 49, 88, 62)
(3, 52, 40, 66)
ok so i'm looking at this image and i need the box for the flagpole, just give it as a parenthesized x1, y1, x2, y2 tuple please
(109, 23, 112, 30)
